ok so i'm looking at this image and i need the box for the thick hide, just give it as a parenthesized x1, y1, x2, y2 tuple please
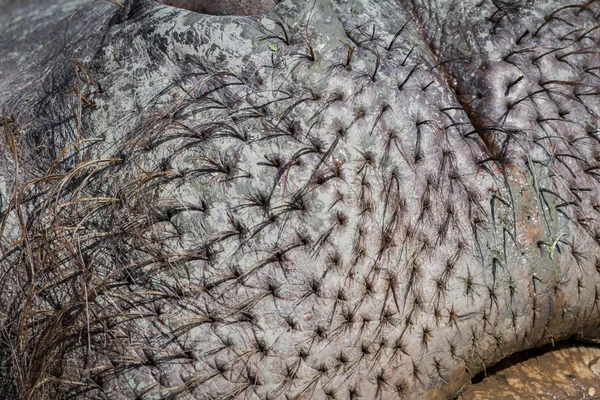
(0, 0, 600, 399)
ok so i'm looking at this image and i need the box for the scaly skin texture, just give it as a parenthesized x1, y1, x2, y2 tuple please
(0, 0, 600, 399)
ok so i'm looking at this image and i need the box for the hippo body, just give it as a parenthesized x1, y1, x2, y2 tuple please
(0, 0, 600, 399)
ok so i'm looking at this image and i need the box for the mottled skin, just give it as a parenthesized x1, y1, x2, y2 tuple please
(154, 0, 278, 16)
(0, 0, 599, 399)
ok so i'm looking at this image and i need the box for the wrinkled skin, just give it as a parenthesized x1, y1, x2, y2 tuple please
(0, 0, 600, 399)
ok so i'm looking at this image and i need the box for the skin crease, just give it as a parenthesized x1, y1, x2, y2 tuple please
(153, 0, 278, 15)
(0, 0, 599, 399)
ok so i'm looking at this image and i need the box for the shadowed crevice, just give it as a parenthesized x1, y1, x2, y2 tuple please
(464, 339, 600, 399)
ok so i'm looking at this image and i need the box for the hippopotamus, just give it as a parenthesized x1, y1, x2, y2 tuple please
(0, 0, 599, 398)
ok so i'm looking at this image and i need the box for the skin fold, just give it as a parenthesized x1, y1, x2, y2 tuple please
(0, 0, 599, 399)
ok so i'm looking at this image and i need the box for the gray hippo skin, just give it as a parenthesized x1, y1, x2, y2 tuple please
(0, 0, 600, 399)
